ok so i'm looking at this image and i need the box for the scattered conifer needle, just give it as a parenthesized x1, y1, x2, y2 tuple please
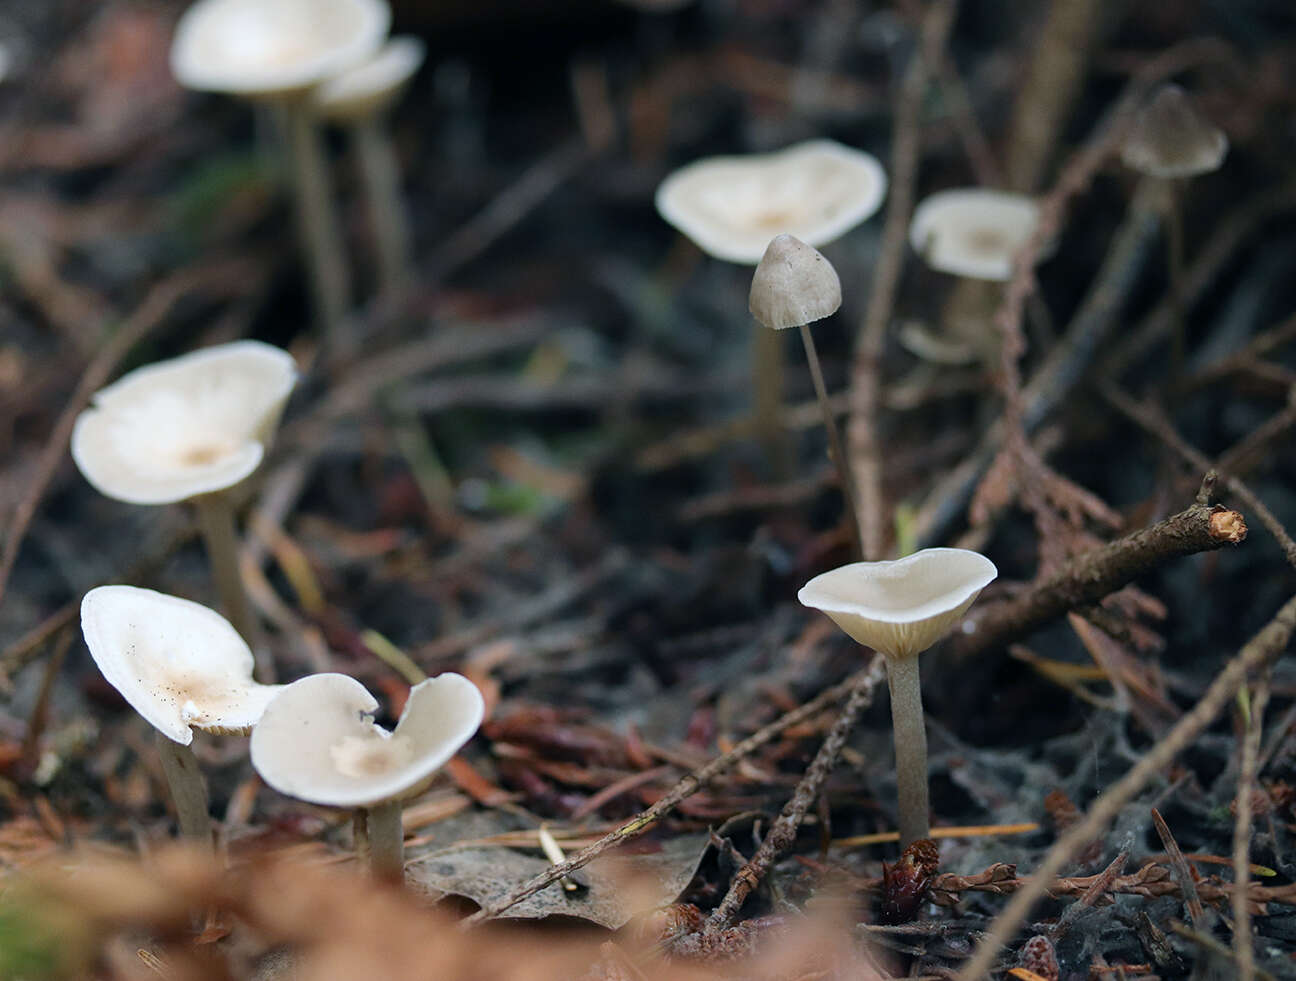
(1008, 970, 1052, 981)
(1151, 851, 1277, 877)
(834, 822, 1039, 848)
(361, 629, 428, 685)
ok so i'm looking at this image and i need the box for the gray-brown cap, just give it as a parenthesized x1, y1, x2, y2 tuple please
(1121, 84, 1228, 179)
(749, 234, 842, 330)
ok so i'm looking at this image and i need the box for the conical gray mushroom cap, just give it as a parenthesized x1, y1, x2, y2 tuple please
(1121, 84, 1228, 179)
(749, 234, 842, 330)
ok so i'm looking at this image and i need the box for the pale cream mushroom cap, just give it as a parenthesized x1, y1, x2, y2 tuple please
(250, 672, 484, 809)
(655, 139, 888, 265)
(1121, 84, 1228, 180)
(170, 0, 391, 97)
(749, 234, 842, 330)
(908, 188, 1043, 282)
(71, 341, 298, 506)
(313, 35, 424, 122)
(81, 586, 283, 745)
(798, 548, 997, 659)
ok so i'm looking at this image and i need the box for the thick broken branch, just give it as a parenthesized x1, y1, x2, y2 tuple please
(952, 481, 1245, 658)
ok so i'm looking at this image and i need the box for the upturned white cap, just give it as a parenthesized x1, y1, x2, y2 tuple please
(71, 341, 298, 506)
(312, 35, 424, 121)
(250, 672, 484, 809)
(1121, 84, 1228, 180)
(655, 139, 887, 265)
(798, 548, 997, 659)
(81, 586, 282, 745)
(749, 234, 842, 330)
(908, 188, 1042, 282)
(170, 0, 391, 97)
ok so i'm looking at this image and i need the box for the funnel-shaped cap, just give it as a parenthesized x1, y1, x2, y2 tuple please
(71, 341, 297, 505)
(170, 0, 390, 96)
(313, 35, 424, 121)
(909, 188, 1044, 282)
(655, 140, 887, 265)
(81, 586, 282, 744)
(798, 548, 997, 658)
(250, 672, 484, 808)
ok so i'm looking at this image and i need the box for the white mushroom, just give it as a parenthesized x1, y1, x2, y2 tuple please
(313, 36, 425, 302)
(72, 341, 296, 506)
(799, 548, 997, 846)
(170, 0, 392, 346)
(1121, 84, 1227, 180)
(251, 672, 484, 879)
(81, 585, 283, 843)
(656, 139, 886, 473)
(909, 188, 1043, 283)
(750, 235, 859, 554)
(71, 341, 298, 673)
(655, 139, 887, 265)
(1120, 84, 1227, 382)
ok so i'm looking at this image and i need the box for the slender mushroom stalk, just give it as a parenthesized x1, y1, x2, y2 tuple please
(192, 491, 262, 660)
(70, 341, 298, 684)
(882, 652, 929, 846)
(155, 732, 215, 844)
(798, 548, 997, 848)
(354, 799, 404, 881)
(250, 672, 484, 882)
(169, 0, 392, 350)
(1120, 84, 1228, 387)
(750, 234, 862, 555)
(81, 586, 284, 846)
(280, 97, 352, 347)
(653, 140, 887, 473)
(314, 36, 426, 304)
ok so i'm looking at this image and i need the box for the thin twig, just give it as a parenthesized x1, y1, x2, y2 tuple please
(847, 0, 957, 560)
(955, 589, 1296, 980)
(1234, 669, 1271, 981)
(704, 656, 886, 932)
(460, 662, 878, 926)
(1100, 384, 1296, 571)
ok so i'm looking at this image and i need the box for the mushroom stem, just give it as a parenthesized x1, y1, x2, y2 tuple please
(1162, 177, 1186, 386)
(753, 327, 791, 477)
(884, 653, 930, 848)
(798, 323, 863, 558)
(156, 732, 214, 847)
(352, 114, 411, 302)
(354, 800, 404, 881)
(281, 99, 352, 351)
(193, 493, 271, 682)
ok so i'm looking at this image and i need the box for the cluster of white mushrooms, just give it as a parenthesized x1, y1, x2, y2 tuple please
(66, 4, 1231, 881)
(170, 0, 426, 347)
(73, 341, 483, 880)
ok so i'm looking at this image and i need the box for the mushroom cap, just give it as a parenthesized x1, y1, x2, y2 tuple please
(250, 672, 484, 808)
(170, 0, 391, 97)
(81, 586, 282, 745)
(655, 139, 888, 265)
(749, 234, 842, 330)
(71, 341, 298, 506)
(1120, 84, 1228, 180)
(312, 35, 424, 121)
(908, 188, 1043, 282)
(798, 548, 997, 659)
